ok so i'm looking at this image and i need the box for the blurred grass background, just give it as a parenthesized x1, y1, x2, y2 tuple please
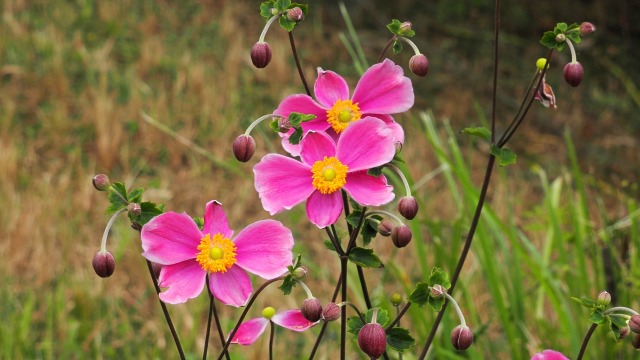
(0, 0, 638, 359)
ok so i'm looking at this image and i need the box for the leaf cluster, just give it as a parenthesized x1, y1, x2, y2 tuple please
(409, 267, 451, 311)
(259, 0, 309, 32)
(572, 296, 628, 342)
(105, 182, 164, 227)
(540, 22, 582, 51)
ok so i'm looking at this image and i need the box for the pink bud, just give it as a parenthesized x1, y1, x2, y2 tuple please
(93, 251, 116, 278)
(358, 323, 387, 359)
(322, 302, 341, 322)
(250, 42, 273, 69)
(301, 298, 323, 322)
(398, 196, 419, 220)
(629, 315, 640, 333)
(378, 219, 393, 237)
(92, 174, 110, 191)
(409, 54, 429, 77)
(232, 134, 256, 162)
(391, 224, 412, 248)
(579, 22, 596, 36)
(287, 7, 304, 22)
(563, 62, 584, 87)
(451, 325, 473, 350)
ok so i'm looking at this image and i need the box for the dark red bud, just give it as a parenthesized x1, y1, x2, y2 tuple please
(629, 315, 640, 333)
(620, 325, 631, 340)
(93, 251, 116, 278)
(378, 219, 393, 237)
(358, 323, 387, 359)
(92, 174, 111, 191)
(322, 302, 341, 322)
(451, 325, 474, 351)
(232, 135, 256, 162)
(391, 224, 412, 248)
(251, 42, 272, 68)
(579, 22, 596, 36)
(398, 196, 419, 220)
(409, 54, 429, 77)
(563, 62, 584, 87)
(151, 262, 163, 279)
(633, 333, 640, 350)
(131, 221, 142, 231)
(301, 297, 323, 322)
(287, 7, 304, 22)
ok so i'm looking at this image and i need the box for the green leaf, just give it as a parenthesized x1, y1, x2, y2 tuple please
(128, 187, 144, 204)
(540, 31, 558, 50)
(367, 166, 383, 177)
(589, 309, 605, 325)
(490, 144, 517, 167)
(386, 327, 416, 352)
(428, 295, 446, 312)
(428, 267, 451, 289)
(571, 296, 597, 308)
(136, 202, 164, 226)
(461, 126, 491, 141)
(386, 19, 402, 34)
(288, 112, 316, 127)
(556, 22, 568, 32)
(364, 308, 389, 327)
(566, 31, 581, 44)
(346, 211, 363, 228)
(408, 282, 430, 307)
(260, 1, 275, 18)
(610, 315, 628, 329)
(279, 16, 296, 32)
(288, 127, 304, 145)
(392, 40, 403, 55)
(275, 0, 291, 11)
(278, 274, 297, 295)
(323, 240, 336, 252)
(347, 315, 364, 334)
(361, 216, 381, 247)
(106, 182, 128, 214)
(348, 247, 383, 268)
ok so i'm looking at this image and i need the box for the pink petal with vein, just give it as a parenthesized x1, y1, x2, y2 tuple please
(272, 310, 316, 331)
(306, 190, 343, 228)
(530, 350, 569, 360)
(203, 200, 234, 239)
(314, 68, 350, 107)
(336, 118, 396, 172)
(368, 113, 405, 144)
(254, 154, 315, 215)
(343, 171, 395, 206)
(352, 59, 414, 114)
(300, 131, 336, 166)
(274, 94, 329, 132)
(230, 317, 269, 346)
(157, 260, 205, 304)
(209, 265, 252, 307)
(141, 212, 202, 265)
(234, 220, 293, 279)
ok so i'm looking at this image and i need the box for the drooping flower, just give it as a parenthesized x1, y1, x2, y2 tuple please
(254, 117, 396, 228)
(530, 349, 570, 360)
(534, 75, 557, 110)
(231, 308, 317, 346)
(274, 58, 414, 155)
(141, 201, 294, 306)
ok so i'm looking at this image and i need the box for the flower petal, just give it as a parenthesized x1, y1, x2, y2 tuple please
(157, 260, 205, 304)
(272, 310, 316, 331)
(366, 113, 405, 144)
(343, 171, 395, 206)
(234, 220, 294, 279)
(531, 350, 569, 360)
(230, 317, 269, 346)
(274, 94, 329, 132)
(314, 68, 350, 107)
(203, 200, 234, 239)
(306, 190, 343, 228)
(254, 154, 315, 215)
(209, 265, 252, 307)
(352, 59, 414, 114)
(300, 131, 337, 166)
(141, 212, 202, 265)
(336, 117, 396, 172)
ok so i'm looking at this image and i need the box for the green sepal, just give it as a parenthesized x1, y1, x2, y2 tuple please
(367, 166, 383, 177)
(392, 40, 403, 55)
(347, 308, 390, 335)
(461, 126, 491, 141)
(589, 309, 605, 325)
(386, 327, 416, 353)
(288, 112, 316, 127)
(408, 282, 430, 307)
(278, 254, 303, 295)
(106, 182, 128, 214)
(348, 247, 383, 268)
(133, 202, 164, 227)
(490, 144, 517, 167)
(260, 1, 276, 18)
(288, 127, 304, 145)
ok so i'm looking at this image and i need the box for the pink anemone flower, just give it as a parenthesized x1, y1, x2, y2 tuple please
(275, 58, 414, 156)
(530, 349, 569, 360)
(231, 309, 316, 346)
(254, 117, 396, 228)
(140, 200, 294, 306)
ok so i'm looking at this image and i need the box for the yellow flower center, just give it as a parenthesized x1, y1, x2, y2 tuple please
(196, 233, 237, 273)
(311, 156, 348, 194)
(326, 99, 362, 133)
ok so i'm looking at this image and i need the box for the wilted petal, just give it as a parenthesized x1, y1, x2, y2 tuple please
(306, 190, 343, 228)
(254, 154, 315, 215)
(203, 200, 234, 239)
(352, 59, 414, 114)
(336, 118, 396, 172)
(300, 131, 337, 166)
(141, 212, 202, 265)
(343, 171, 395, 206)
(157, 260, 205, 304)
(234, 220, 294, 279)
(272, 310, 316, 331)
(209, 265, 252, 307)
(314, 68, 350, 107)
(230, 317, 269, 346)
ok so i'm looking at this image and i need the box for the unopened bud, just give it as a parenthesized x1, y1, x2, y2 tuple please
(596, 290, 611, 306)
(251, 42, 273, 68)
(92, 174, 111, 191)
(563, 62, 584, 87)
(555, 33, 566, 43)
(629, 315, 640, 333)
(301, 298, 323, 322)
(128, 202, 141, 217)
(358, 323, 387, 359)
(378, 219, 393, 237)
(277, 117, 292, 132)
(399, 21, 413, 33)
(430, 284, 447, 298)
(633, 333, 640, 350)
(391, 224, 412, 248)
(93, 251, 116, 278)
(620, 325, 631, 340)
(322, 302, 341, 322)
(131, 221, 142, 231)
(409, 54, 429, 77)
(398, 196, 419, 220)
(293, 266, 308, 279)
(390, 293, 403, 306)
(232, 134, 256, 162)
(579, 22, 596, 36)
(287, 7, 304, 22)
(451, 325, 473, 351)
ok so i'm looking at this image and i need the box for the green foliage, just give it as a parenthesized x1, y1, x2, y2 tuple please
(279, 254, 303, 295)
(106, 182, 129, 214)
(408, 267, 452, 311)
(260, 0, 308, 31)
(540, 22, 581, 51)
(461, 126, 491, 141)
(490, 144, 517, 167)
(386, 19, 415, 38)
(348, 247, 383, 268)
(386, 327, 416, 353)
(348, 308, 390, 334)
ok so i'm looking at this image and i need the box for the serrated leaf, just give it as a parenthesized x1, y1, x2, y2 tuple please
(556, 22, 568, 32)
(571, 296, 597, 308)
(348, 197, 363, 212)
(367, 166, 383, 176)
(346, 211, 363, 228)
(610, 324, 622, 343)
(408, 282, 430, 307)
(288, 127, 303, 145)
(610, 315, 628, 329)
(540, 31, 558, 49)
(386, 19, 402, 34)
(386, 328, 416, 352)
(490, 144, 517, 167)
(347, 315, 364, 334)
(279, 16, 296, 32)
(278, 274, 297, 295)
(392, 40, 403, 55)
(128, 187, 145, 204)
(136, 202, 164, 226)
(269, 118, 281, 133)
(288, 112, 316, 127)
(260, 1, 275, 18)
(106, 182, 128, 214)
(461, 126, 491, 141)
(323, 239, 336, 252)
(566, 32, 581, 44)
(428, 267, 451, 289)
(361, 216, 381, 247)
(348, 247, 383, 268)
(364, 308, 389, 327)
(275, 0, 291, 11)
(428, 296, 446, 312)
(589, 309, 605, 324)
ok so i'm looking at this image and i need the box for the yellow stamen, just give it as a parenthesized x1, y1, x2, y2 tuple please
(311, 156, 348, 194)
(196, 233, 237, 273)
(326, 99, 362, 133)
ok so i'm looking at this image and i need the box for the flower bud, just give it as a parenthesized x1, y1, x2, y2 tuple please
(301, 297, 323, 322)
(399, 21, 413, 33)
(293, 266, 308, 279)
(93, 251, 116, 278)
(286, 7, 304, 22)
(391, 224, 412, 248)
(398, 196, 419, 220)
(92, 174, 111, 191)
(535, 58, 548, 71)
(409, 54, 429, 77)
(629, 315, 640, 333)
(151, 261, 163, 279)
(596, 290, 611, 306)
(322, 302, 341, 322)
(131, 221, 142, 231)
(277, 117, 292, 132)
(378, 219, 393, 237)
(390, 293, 403, 306)
(620, 325, 631, 340)
(555, 33, 566, 43)
(430, 284, 447, 299)
(358, 323, 387, 359)
(579, 22, 596, 36)
(633, 333, 640, 350)
(451, 325, 473, 351)
(262, 306, 276, 320)
(250, 42, 272, 69)
(563, 62, 584, 87)
(232, 134, 256, 162)
(128, 202, 141, 217)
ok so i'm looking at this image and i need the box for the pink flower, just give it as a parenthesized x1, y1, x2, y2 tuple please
(275, 59, 414, 156)
(231, 309, 316, 346)
(140, 201, 294, 306)
(254, 117, 396, 228)
(531, 349, 570, 360)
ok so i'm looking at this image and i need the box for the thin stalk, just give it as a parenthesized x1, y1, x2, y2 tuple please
(340, 256, 348, 360)
(386, 302, 412, 330)
(576, 323, 598, 360)
(308, 277, 343, 360)
(377, 35, 397, 63)
(203, 276, 214, 360)
(356, 266, 372, 309)
(289, 31, 311, 96)
(211, 292, 230, 360)
(269, 321, 275, 360)
(326, 227, 345, 256)
(490, 0, 501, 142)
